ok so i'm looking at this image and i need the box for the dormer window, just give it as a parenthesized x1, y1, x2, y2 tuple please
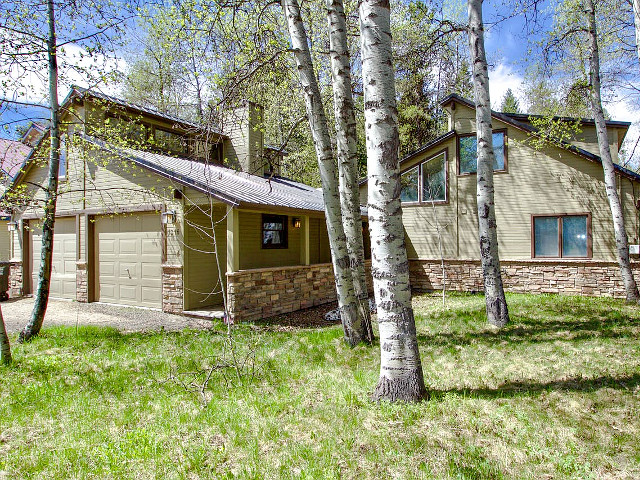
(458, 131, 507, 175)
(155, 128, 188, 155)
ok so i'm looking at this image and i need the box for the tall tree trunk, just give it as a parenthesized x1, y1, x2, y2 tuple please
(19, 0, 61, 342)
(283, 0, 366, 346)
(359, 0, 428, 402)
(467, 0, 510, 327)
(0, 306, 11, 365)
(633, 0, 640, 70)
(327, 0, 374, 343)
(585, 0, 640, 302)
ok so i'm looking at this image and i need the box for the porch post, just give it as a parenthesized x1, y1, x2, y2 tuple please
(300, 215, 310, 265)
(226, 205, 240, 273)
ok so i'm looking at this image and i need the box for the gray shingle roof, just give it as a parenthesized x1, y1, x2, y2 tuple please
(81, 135, 334, 213)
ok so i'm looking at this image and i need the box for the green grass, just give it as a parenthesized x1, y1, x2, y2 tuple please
(1, 293, 639, 479)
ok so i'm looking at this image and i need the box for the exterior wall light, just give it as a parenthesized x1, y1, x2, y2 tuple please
(292, 217, 301, 228)
(7, 221, 18, 232)
(161, 211, 176, 225)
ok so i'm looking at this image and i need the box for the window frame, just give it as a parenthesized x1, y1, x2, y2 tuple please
(531, 213, 592, 259)
(456, 129, 508, 176)
(261, 214, 288, 249)
(399, 148, 449, 207)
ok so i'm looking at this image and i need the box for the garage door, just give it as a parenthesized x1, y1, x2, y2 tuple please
(95, 213, 162, 308)
(31, 217, 76, 299)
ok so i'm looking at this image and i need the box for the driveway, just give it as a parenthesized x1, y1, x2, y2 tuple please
(1, 297, 215, 334)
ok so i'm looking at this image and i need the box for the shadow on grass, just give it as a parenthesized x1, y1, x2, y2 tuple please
(418, 308, 640, 347)
(430, 372, 640, 400)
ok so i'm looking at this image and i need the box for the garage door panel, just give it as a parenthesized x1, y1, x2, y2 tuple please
(31, 217, 76, 300)
(96, 213, 162, 309)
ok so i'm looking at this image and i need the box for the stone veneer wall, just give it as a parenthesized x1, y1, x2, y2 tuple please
(76, 261, 88, 302)
(162, 265, 183, 314)
(409, 259, 640, 298)
(227, 262, 373, 322)
(8, 261, 22, 298)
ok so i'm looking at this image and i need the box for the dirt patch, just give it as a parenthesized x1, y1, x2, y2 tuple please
(250, 302, 341, 331)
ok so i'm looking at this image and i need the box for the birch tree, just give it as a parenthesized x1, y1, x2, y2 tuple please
(283, 0, 369, 346)
(585, 0, 640, 302)
(327, 0, 373, 342)
(0, 307, 11, 365)
(360, 0, 428, 402)
(467, 0, 510, 327)
(0, 0, 135, 341)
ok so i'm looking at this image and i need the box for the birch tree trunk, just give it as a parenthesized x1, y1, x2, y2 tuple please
(359, 0, 428, 402)
(327, 0, 374, 343)
(585, 0, 640, 302)
(0, 306, 11, 365)
(633, 0, 640, 70)
(19, 0, 61, 342)
(467, 0, 510, 327)
(283, 0, 367, 346)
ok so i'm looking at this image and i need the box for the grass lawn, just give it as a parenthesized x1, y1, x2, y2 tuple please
(1, 293, 639, 479)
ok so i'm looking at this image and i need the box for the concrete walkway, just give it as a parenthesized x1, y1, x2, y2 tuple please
(1, 297, 216, 334)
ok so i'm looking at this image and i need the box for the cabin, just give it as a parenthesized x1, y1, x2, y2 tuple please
(4, 87, 353, 321)
(359, 93, 640, 298)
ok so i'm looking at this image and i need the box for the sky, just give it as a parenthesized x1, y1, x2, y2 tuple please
(2, 0, 640, 160)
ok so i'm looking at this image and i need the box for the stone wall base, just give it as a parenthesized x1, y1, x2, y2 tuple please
(227, 262, 373, 322)
(162, 265, 183, 314)
(409, 258, 640, 298)
(8, 261, 22, 298)
(76, 261, 88, 302)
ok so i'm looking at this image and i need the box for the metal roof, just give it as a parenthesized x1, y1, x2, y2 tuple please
(81, 135, 335, 213)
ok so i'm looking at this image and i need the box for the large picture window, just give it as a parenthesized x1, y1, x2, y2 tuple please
(400, 151, 447, 204)
(262, 214, 288, 249)
(533, 214, 590, 258)
(458, 131, 506, 174)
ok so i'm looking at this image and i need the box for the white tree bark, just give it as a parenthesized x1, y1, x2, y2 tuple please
(586, 0, 640, 302)
(633, 0, 640, 69)
(359, 0, 428, 402)
(283, 0, 366, 346)
(467, 0, 509, 327)
(20, 0, 61, 342)
(327, 0, 373, 343)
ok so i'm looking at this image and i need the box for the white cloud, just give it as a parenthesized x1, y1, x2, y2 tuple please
(0, 42, 126, 107)
(488, 63, 525, 111)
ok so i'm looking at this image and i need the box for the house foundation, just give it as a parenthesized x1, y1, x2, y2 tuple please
(409, 258, 640, 298)
(76, 261, 88, 303)
(8, 261, 22, 298)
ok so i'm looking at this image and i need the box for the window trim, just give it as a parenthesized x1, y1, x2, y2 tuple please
(399, 148, 449, 206)
(531, 213, 592, 259)
(456, 129, 508, 176)
(261, 214, 288, 249)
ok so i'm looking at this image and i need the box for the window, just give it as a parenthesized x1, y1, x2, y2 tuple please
(458, 131, 506, 174)
(533, 214, 590, 258)
(155, 128, 188, 155)
(58, 135, 67, 179)
(400, 151, 447, 204)
(400, 166, 419, 203)
(262, 214, 288, 249)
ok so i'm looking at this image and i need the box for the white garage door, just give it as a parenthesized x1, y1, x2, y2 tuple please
(31, 217, 76, 299)
(95, 213, 162, 308)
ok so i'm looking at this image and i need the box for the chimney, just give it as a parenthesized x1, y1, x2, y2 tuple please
(222, 101, 264, 175)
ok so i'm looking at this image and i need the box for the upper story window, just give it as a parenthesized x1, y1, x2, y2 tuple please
(262, 214, 288, 249)
(155, 128, 188, 155)
(58, 135, 67, 179)
(104, 114, 148, 146)
(400, 151, 447, 204)
(458, 131, 506, 175)
(533, 214, 591, 258)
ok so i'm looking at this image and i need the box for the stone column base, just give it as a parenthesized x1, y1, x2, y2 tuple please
(8, 261, 22, 298)
(162, 265, 183, 314)
(76, 261, 88, 302)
